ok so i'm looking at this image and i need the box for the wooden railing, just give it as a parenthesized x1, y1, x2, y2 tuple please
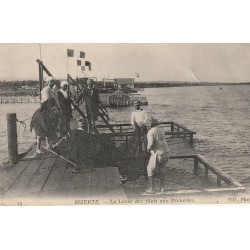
(102, 132, 244, 190)
(169, 154, 244, 188)
(96, 121, 196, 143)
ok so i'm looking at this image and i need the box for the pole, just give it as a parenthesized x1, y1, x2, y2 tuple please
(39, 43, 42, 60)
(42, 146, 78, 167)
(38, 61, 43, 101)
(7, 113, 18, 165)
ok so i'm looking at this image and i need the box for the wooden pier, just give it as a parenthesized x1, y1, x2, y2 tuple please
(1, 121, 245, 205)
(1, 145, 126, 205)
(99, 93, 148, 107)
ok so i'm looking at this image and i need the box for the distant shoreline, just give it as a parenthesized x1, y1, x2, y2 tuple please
(134, 82, 250, 88)
(0, 81, 249, 98)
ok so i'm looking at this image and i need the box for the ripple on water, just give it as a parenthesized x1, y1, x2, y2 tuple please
(1, 86, 250, 188)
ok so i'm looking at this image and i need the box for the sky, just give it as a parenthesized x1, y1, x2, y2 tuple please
(1, 43, 250, 82)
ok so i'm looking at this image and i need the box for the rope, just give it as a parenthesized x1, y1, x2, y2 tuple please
(16, 116, 32, 134)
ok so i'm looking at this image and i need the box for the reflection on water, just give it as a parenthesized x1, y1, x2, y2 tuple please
(0, 85, 250, 188)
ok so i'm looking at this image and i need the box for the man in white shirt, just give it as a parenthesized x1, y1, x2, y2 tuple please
(41, 76, 56, 103)
(131, 100, 147, 129)
(131, 100, 148, 154)
(145, 117, 170, 194)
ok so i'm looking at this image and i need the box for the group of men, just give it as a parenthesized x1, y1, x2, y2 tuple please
(31, 76, 99, 154)
(131, 100, 170, 194)
(31, 77, 170, 193)
(30, 77, 72, 154)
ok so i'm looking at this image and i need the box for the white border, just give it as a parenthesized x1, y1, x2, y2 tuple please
(1, 0, 250, 249)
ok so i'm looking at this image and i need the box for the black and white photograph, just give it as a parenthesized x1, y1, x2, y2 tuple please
(0, 43, 249, 205)
(1, 2, 250, 250)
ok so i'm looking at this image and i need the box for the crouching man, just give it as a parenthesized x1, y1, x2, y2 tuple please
(144, 117, 170, 194)
(70, 117, 96, 173)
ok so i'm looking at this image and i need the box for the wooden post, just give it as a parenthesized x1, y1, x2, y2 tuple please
(205, 166, 209, 179)
(190, 134, 193, 144)
(38, 61, 43, 101)
(7, 113, 18, 165)
(217, 176, 222, 186)
(194, 156, 198, 176)
(171, 122, 174, 132)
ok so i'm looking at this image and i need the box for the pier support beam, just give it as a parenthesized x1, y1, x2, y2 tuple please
(7, 113, 18, 165)
(194, 156, 199, 176)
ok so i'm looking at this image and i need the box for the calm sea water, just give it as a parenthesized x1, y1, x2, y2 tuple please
(1, 85, 250, 189)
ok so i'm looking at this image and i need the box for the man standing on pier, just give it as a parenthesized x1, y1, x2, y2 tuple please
(144, 117, 170, 194)
(131, 100, 148, 153)
(77, 79, 100, 131)
(57, 81, 72, 136)
(41, 76, 56, 104)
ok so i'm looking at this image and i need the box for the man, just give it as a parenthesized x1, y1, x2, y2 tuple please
(131, 100, 148, 154)
(70, 117, 95, 173)
(30, 98, 58, 154)
(41, 76, 56, 104)
(131, 100, 148, 130)
(57, 81, 72, 135)
(77, 79, 100, 130)
(144, 117, 170, 194)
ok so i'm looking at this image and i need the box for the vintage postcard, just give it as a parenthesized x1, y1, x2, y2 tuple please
(0, 43, 249, 206)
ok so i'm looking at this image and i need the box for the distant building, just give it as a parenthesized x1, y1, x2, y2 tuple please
(114, 78, 135, 89)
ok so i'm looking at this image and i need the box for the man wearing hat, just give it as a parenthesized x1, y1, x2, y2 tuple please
(131, 100, 148, 129)
(131, 100, 148, 154)
(85, 79, 99, 129)
(41, 76, 56, 104)
(57, 81, 72, 135)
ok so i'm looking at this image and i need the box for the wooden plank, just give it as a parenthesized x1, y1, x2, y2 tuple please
(0, 159, 31, 195)
(105, 167, 126, 199)
(56, 164, 92, 197)
(6, 158, 45, 197)
(68, 170, 92, 189)
(165, 131, 196, 135)
(106, 167, 122, 189)
(24, 156, 57, 197)
(169, 155, 197, 159)
(40, 157, 68, 197)
(205, 187, 245, 193)
(91, 168, 107, 194)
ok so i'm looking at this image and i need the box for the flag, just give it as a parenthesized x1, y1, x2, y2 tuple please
(85, 61, 90, 66)
(80, 51, 85, 58)
(67, 49, 74, 57)
(77, 60, 81, 66)
(81, 66, 85, 72)
(135, 72, 140, 77)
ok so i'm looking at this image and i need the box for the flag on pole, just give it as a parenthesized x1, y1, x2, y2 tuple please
(67, 49, 74, 57)
(85, 61, 90, 66)
(80, 51, 85, 58)
(81, 66, 85, 72)
(77, 60, 81, 66)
